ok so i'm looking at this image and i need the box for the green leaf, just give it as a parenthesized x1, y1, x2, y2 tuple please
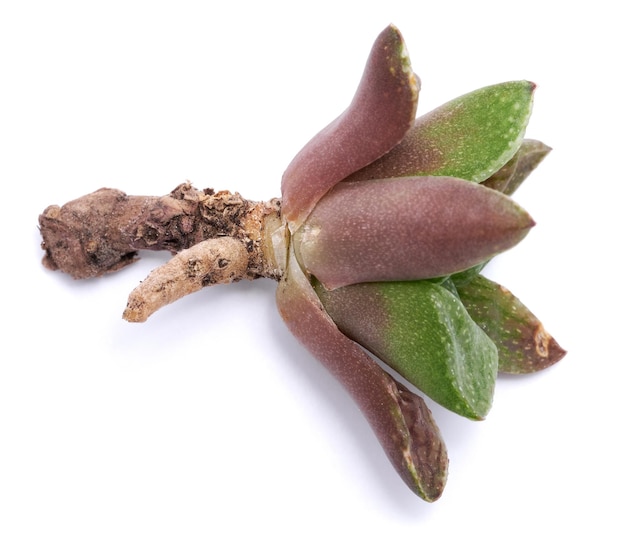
(454, 274, 566, 374)
(345, 81, 535, 184)
(314, 279, 498, 420)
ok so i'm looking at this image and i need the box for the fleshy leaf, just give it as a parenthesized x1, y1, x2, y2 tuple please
(276, 248, 448, 500)
(314, 279, 498, 420)
(446, 139, 552, 286)
(281, 24, 419, 229)
(453, 274, 566, 374)
(345, 81, 535, 183)
(482, 139, 551, 195)
(294, 176, 534, 289)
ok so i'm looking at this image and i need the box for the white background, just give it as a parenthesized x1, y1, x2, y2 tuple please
(1, 1, 623, 535)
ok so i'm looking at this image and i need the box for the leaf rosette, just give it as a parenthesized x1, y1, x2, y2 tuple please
(277, 24, 565, 500)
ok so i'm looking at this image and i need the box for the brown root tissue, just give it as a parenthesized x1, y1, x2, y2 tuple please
(39, 183, 281, 321)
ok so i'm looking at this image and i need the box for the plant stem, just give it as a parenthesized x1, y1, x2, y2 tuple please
(39, 183, 283, 320)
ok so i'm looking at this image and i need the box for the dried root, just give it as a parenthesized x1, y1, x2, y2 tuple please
(123, 237, 249, 322)
(39, 183, 283, 320)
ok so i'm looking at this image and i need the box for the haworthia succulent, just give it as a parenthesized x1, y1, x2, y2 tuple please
(314, 279, 498, 420)
(345, 81, 535, 184)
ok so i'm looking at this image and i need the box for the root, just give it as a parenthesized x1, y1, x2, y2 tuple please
(39, 183, 284, 321)
(123, 237, 249, 322)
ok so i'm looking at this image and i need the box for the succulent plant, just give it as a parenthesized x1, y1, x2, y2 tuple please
(39, 24, 565, 502)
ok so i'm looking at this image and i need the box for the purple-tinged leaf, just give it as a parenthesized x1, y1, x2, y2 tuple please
(345, 81, 535, 183)
(281, 25, 419, 229)
(314, 279, 498, 420)
(445, 140, 551, 285)
(453, 274, 566, 374)
(294, 176, 534, 289)
(276, 249, 448, 500)
(482, 139, 551, 195)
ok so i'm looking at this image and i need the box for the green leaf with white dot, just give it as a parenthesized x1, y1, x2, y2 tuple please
(345, 81, 535, 184)
(314, 279, 498, 420)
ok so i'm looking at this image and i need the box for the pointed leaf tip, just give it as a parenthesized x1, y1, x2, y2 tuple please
(315, 279, 498, 420)
(454, 275, 566, 374)
(277, 249, 448, 500)
(295, 176, 534, 289)
(483, 139, 552, 195)
(281, 25, 419, 228)
(346, 81, 535, 184)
